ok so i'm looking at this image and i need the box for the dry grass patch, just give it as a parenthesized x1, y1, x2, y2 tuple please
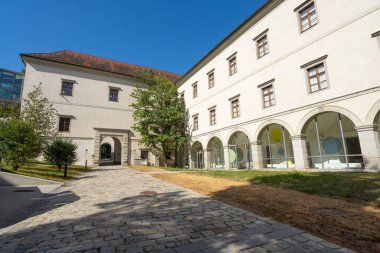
(128, 166, 166, 172)
(154, 173, 380, 253)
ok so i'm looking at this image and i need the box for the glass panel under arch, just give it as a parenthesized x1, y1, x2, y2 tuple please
(228, 132, 252, 169)
(260, 124, 295, 169)
(206, 137, 225, 169)
(304, 112, 363, 169)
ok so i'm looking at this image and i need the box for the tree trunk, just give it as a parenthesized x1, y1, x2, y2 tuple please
(64, 163, 68, 178)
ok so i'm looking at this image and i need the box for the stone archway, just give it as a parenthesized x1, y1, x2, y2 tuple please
(93, 128, 130, 166)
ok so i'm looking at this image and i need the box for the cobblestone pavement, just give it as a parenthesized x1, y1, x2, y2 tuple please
(0, 166, 354, 253)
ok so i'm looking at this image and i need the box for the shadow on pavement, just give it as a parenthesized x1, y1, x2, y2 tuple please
(0, 189, 345, 253)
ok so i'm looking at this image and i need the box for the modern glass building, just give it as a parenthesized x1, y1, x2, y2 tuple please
(0, 68, 24, 103)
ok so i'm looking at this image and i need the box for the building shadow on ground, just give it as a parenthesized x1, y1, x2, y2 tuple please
(0, 189, 337, 253)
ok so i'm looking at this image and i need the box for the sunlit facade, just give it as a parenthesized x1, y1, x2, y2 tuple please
(179, 0, 380, 171)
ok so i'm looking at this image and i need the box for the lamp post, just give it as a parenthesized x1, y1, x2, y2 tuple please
(85, 149, 88, 169)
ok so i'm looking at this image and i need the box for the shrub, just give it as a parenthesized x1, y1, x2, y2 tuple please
(44, 139, 78, 177)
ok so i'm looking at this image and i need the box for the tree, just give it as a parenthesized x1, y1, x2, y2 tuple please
(0, 118, 43, 170)
(131, 71, 191, 167)
(0, 102, 20, 119)
(44, 139, 78, 177)
(22, 84, 57, 145)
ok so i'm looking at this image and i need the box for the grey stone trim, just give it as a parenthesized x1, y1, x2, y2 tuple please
(257, 78, 275, 88)
(57, 114, 76, 119)
(208, 105, 216, 110)
(355, 124, 379, 132)
(228, 94, 240, 101)
(192, 86, 380, 139)
(207, 68, 215, 75)
(226, 51, 237, 61)
(300, 55, 328, 69)
(61, 78, 77, 84)
(253, 28, 269, 41)
(294, 0, 314, 12)
(291, 134, 307, 140)
(371, 30, 380, 38)
(108, 86, 122, 90)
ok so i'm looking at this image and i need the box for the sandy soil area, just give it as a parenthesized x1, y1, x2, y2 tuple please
(153, 173, 380, 253)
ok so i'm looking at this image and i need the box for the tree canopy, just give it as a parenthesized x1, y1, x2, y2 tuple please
(22, 84, 57, 143)
(44, 138, 78, 174)
(131, 71, 190, 167)
(0, 117, 43, 170)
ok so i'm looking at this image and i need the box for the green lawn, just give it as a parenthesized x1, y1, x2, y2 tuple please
(193, 170, 380, 206)
(1, 161, 91, 182)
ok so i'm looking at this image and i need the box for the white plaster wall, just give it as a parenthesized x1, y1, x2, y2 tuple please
(179, 0, 380, 144)
(22, 58, 155, 166)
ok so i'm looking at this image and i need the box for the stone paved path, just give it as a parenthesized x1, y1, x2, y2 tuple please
(0, 166, 354, 253)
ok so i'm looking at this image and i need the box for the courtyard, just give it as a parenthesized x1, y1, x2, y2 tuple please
(0, 166, 352, 253)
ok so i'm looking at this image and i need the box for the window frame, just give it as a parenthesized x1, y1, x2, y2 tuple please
(208, 70, 215, 89)
(257, 35, 269, 58)
(297, 1, 319, 33)
(193, 114, 199, 131)
(58, 116, 71, 132)
(301, 55, 329, 94)
(231, 98, 240, 119)
(228, 56, 237, 76)
(140, 150, 149, 160)
(192, 82, 198, 98)
(109, 87, 119, 102)
(262, 84, 276, 108)
(306, 62, 328, 93)
(209, 108, 216, 126)
(61, 80, 74, 97)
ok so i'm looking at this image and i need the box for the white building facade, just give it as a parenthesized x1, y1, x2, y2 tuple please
(177, 0, 380, 171)
(21, 50, 180, 166)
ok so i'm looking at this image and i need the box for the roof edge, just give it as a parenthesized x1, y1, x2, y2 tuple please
(20, 50, 181, 81)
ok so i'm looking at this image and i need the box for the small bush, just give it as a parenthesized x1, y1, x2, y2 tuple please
(44, 139, 78, 176)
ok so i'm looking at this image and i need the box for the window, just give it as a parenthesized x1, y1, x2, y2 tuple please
(109, 88, 119, 102)
(262, 85, 275, 108)
(231, 99, 240, 118)
(257, 35, 269, 58)
(193, 83, 198, 98)
(61, 81, 73, 96)
(180, 92, 185, 104)
(210, 109, 216, 125)
(299, 2, 318, 32)
(208, 71, 215, 89)
(229, 56, 237, 76)
(193, 115, 199, 131)
(59, 117, 71, 132)
(307, 63, 327, 93)
(141, 150, 149, 160)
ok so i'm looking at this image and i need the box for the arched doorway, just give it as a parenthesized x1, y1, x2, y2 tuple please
(206, 137, 224, 169)
(100, 143, 111, 159)
(228, 131, 252, 169)
(99, 136, 122, 165)
(191, 141, 204, 169)
(303, 112, 363, 169)
(259, 124, 294, 169)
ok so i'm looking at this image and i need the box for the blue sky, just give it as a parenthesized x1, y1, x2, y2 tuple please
(0, 0, 266, 75)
